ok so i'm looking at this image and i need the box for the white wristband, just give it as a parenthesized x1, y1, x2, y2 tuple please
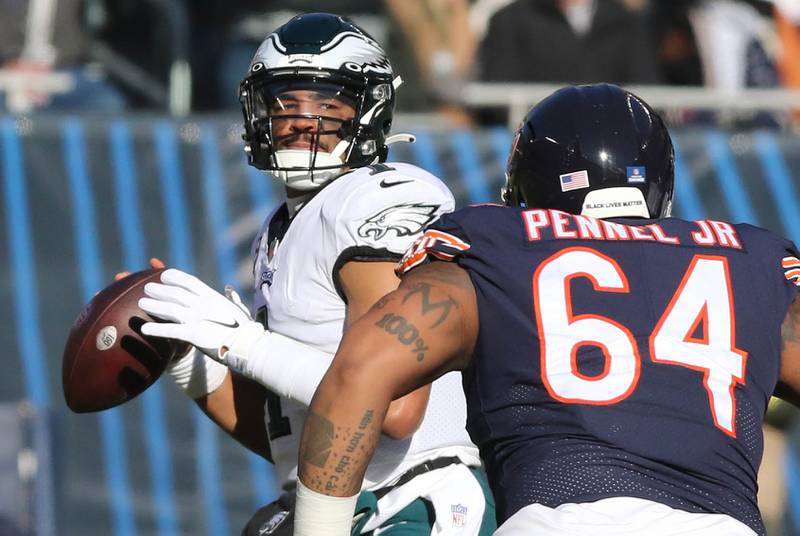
(166, 347, 228, 399)
(294, 480, 358, 536)
(223, 330, 333, 407)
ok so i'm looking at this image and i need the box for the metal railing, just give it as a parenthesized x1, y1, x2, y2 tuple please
(0, 0, 192, 116)
(461, 83, 800, 128)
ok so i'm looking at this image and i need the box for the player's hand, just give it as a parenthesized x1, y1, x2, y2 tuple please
(110, 259, 194, 359)
(138, 268, 265, 361)
(114, 257, 166, 281)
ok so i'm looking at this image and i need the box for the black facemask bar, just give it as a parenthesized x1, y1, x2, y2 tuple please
(263, 114, 357, 172)
(241, 70, 373, 171)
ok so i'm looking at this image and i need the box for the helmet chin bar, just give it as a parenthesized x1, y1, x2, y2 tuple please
(272, 138, 352, 191)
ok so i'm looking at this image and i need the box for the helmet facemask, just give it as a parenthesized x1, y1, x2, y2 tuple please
(239, 13, 402, 191)
(241, 73, 364, 190)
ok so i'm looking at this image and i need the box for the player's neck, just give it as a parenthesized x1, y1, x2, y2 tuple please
(284, 166, 352, 217)
(285, 188, 316, 217)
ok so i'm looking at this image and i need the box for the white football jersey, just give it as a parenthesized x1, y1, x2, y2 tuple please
(252, 162, 480, 489)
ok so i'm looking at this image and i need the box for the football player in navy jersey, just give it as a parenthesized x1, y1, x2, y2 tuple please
(295, 83, 800, 535)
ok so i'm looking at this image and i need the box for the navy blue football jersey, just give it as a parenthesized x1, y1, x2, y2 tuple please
(399, 205, 800, 535)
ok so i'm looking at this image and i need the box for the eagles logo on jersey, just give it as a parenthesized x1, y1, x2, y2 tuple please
(357, 203, 440, 241)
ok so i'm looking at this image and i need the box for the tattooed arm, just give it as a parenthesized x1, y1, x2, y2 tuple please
(777, 297, 800, 407)
(338, 260, 432, 440)
(294, 261, 479, 531)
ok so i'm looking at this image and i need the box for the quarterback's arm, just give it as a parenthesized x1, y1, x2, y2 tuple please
(777, 296, 800, 407)
(295, 261, 478, 533)
(195, 372, 272, 460)
(163, 347, 273, 460)
(116, 262, 273, 460)
(339, 260, 432, 440)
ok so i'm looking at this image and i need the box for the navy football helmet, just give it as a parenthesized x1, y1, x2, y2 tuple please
(240, 13, 401, 191)
(502, 84, 674, 219)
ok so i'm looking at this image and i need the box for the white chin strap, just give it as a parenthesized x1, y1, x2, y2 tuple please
(273, 139, 350, 191)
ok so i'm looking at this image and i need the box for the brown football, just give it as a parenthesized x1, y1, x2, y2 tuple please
(62, 268, 189, 413)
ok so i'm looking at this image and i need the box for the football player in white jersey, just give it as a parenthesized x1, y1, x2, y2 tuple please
(136, 12, 496, 536)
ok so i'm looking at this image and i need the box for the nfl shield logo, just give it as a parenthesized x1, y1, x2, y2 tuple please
(260, 268, 275, 287)
(627, 166, 646, 183)
(451, 504, 467, 527)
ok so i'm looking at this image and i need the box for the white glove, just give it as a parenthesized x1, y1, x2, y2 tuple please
(139, 268, 264, 361)
(139, 268, 335, 405)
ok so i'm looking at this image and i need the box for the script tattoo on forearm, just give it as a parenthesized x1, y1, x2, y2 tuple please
(402, 282, 457, 328)
(375, 313, 429, 361)
(346, 409, 374, 454)
(323, 409, 376, 494)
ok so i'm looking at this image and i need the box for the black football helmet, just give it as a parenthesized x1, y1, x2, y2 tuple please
(239, 13, 400, 191)
(503, 84, 674, 219)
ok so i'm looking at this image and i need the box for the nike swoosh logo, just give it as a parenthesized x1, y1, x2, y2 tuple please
(208, 319, 239, 329)
(380, 178, 413, 188)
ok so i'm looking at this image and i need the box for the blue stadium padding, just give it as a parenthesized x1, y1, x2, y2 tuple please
(5, 116, 800, 535)
(0, 119, 49, 408)
(408, 130, 445, 181)
(153, 120, 227, 536)
(489, 127, 511, 180)
(244, 162, 282, 510)
(451, 130, 492, 203)
(32, 405, 56, 535)
(200, 126, 237, 284)
(705, 132, 758, 224)
(63, 118, 136, 536)
(671, 137, 706, 221)
(246, 164, 274, 221)
(109, 120, 179, 536)
(785, 446, 800, 533)
(200, 125, 275, 513)
(754, 132, 800, 244)
(154, 122, 194, 273)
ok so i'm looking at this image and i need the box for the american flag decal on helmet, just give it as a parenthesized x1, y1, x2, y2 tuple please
(783, 256, 800, 286)
(396, 230, 471, 275)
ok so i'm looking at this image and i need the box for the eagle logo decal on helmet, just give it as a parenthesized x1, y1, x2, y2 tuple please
(358, 203, 439, 241)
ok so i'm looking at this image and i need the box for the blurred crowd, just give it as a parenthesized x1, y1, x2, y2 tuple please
(1, 0, 799, 125)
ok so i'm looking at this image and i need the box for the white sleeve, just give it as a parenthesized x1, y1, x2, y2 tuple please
(225, 328, 334, 407)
